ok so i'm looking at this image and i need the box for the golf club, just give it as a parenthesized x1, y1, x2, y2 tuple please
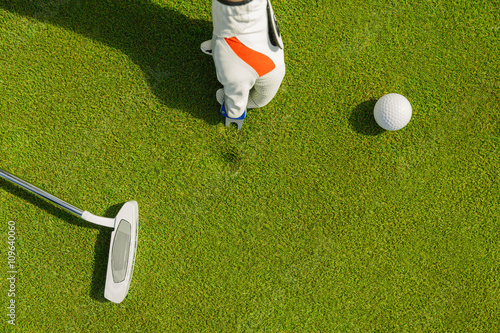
(0, 168, 138, 303)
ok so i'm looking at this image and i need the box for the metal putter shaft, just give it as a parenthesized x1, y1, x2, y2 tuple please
(0, 168, 138, 303)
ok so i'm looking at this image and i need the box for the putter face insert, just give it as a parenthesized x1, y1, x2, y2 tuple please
(0, 168, 139, 304)
(111, 220, 131, 283)
(105, 201, 139, 303)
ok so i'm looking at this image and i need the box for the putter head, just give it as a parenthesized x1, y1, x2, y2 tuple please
(104, 201, 139, 303)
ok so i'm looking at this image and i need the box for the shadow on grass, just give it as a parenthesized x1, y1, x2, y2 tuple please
(0, 177, 125, 303)
(0, 176, 86, 228)
(1, 0, 219, 125)
(349, 99, 386, 136)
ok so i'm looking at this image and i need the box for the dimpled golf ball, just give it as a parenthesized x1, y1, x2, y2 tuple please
(373, 93, 412, 131)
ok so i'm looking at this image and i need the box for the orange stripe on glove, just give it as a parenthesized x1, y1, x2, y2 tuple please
(225, 37, 276, 77)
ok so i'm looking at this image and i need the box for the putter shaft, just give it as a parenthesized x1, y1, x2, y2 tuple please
(0, 169, 84, 217)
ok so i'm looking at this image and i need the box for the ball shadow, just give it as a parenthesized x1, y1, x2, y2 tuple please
(2, 0, 220, 125)
(349, 99, 386, 136)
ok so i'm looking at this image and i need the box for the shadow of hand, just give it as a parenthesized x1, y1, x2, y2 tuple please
(3, 0, 219, 125)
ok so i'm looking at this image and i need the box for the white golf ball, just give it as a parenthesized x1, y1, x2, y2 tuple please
(373, 93, 412, 131)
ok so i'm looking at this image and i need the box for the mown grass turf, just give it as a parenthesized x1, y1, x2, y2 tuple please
(0, 0, 499, 331)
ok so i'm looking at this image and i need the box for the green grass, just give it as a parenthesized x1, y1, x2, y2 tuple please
(0, 0, 499, 331)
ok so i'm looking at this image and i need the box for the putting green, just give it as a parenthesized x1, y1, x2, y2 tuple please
(0, 0, 498, 331)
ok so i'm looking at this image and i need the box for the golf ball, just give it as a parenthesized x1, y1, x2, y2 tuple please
(373, 93, 412, 131)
